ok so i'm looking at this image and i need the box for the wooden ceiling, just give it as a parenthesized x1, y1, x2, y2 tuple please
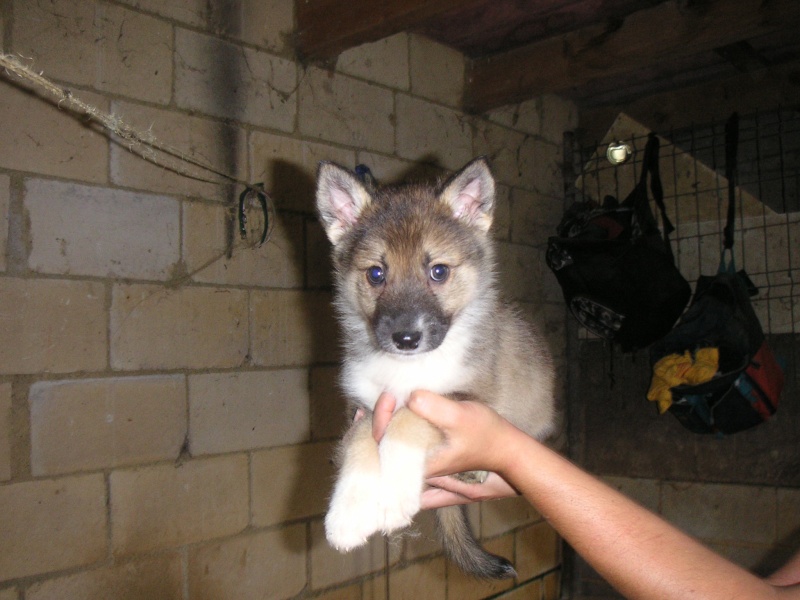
(295, 0, 800, 136)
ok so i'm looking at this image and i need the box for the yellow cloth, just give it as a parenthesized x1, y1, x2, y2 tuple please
(647, 348, 719, 414)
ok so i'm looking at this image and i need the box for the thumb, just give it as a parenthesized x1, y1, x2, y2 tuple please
(407, 390, 458, 429)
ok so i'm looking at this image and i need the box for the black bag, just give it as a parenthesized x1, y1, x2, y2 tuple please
(648, 114, 784, 434)
(547, 133, 691, 352)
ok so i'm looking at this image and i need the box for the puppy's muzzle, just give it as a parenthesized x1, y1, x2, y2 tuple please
(373, 295, 450, 354)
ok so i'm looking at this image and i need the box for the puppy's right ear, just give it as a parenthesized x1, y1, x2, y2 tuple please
(315, 162, 373, 245)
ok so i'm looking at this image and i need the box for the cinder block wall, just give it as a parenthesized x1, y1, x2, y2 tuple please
(0, 1, 576, 599)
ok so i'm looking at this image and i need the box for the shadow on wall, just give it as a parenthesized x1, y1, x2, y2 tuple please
(756, 527, 800, 576)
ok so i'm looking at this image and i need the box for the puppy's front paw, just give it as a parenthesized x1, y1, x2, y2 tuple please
(325, 469, 383, 551)
(454, 469, 489, 484)
(378, 440, 426, 534)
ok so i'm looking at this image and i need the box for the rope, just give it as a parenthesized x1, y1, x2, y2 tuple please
(0, 52, 273, 248)
(0, 52, 258, 191)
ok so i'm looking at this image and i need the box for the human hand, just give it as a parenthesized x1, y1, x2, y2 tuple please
(420, 472, 518, 509)
(351, 392, 397, 441)
(370, 390, 519, 508)
(406, 390, 519, 477)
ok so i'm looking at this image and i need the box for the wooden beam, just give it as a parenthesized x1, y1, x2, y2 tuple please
(578, 58, 800, 143)
(295, 0, 485, 62)
(465, 0, 800, 113)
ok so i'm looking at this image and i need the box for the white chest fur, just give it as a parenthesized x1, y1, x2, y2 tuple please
(342, 320, 476, 410)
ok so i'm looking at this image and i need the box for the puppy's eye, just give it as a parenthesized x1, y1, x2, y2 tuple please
(366, 266, 385, 285)
(429, 264, 450, 283)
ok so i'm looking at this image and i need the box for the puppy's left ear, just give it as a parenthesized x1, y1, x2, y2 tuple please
(438, 157, 495, 233)
(316, 162, 373, 245)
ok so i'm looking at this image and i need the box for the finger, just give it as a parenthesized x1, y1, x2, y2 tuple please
(425, 474, 519, 500)
(407, 390, 461, 428)
(420, 487, 472, 510)
(372, 392, 396, 442)
(353, 407, 366, 423)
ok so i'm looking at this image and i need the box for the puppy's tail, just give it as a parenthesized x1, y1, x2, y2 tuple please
(436, 505, 517, 579)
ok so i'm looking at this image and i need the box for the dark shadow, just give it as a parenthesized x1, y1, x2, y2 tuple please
(754, 527, 800, 577)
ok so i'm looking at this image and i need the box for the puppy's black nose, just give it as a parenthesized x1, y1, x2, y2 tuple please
(392, 331, 422, 350)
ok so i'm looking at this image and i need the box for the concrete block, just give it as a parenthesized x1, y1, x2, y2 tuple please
(25, 179, 180, 280)
(543, 569, 562, 600)
(352, 152, 420, 186)
(306, 219, 334, 289)
(409, 34, 464, 108)
(249, 131, 355, 213)
(29, 376, 186, 476)
(309, 365, 349, 441)
(0, 278, 107, 375)
(492, 579, 542, 600)
(251, 441, 335, 526)
(539, 95, 578, 146)
(777, 488, 800, 540)
(388, 557, 447, 600)
(533, 140, 564, 199)
(189, 369, 310, 455)
(208, 0, 294, 54)
(183, 202, 304, 288)
(337, 33, 410, 90)
(486, 98, 542, 137)
(313, 584, 362, 600)
(0, 83, 108, 184)
(0, 384, 10, 481)
(0, 475, 107, 581)
(94, 4, 173, 103)
(188, 527, 306, 600)
(110, 455, 248, 555)
(662, 482, 776, 544)
(110, 100, 247, 202)
(13, 1, 171, 103)
(249, 289, 339, 367)
(110, 283, 248, 370)
(473, 121, 534, 190)
(0, 174, 8, 272)
(495, 241, 545, 304)
(396, 94, 473, 171)
(0, 588, 15, 600)
(515, 521, 561, 581)
(509, 187, 560, 247)
(299, 67, 395, 154)
(492, 183, 512, 242)
(603, 476, 661, 514)
(25, 554, 183, 600)
(115, 0, 207, 27)
(175, 29, 296, 131)
(707, 540, 776, 574)
(12, 0, 98, 87)
(309, 520, 386, 589)
(479, 125, 562, 197)
(400, 509, 442, 562)
(480, 496, 540, 538)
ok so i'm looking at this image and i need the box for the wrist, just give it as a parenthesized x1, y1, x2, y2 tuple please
(490, 420, 531, 478)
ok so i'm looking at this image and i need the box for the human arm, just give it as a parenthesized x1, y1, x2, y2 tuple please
(406, 390, 798, 600)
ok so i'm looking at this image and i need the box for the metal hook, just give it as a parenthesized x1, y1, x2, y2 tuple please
(238, 183, 273, 247)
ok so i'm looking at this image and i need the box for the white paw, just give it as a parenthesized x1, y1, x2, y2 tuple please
(325, 469, 383, 551)
(378, 440, 426, 534)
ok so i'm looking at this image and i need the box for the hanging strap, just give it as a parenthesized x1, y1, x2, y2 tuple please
(724, 113, 739, 249)
(640, 133, 675, 242)
(721, 113, 739, 272)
